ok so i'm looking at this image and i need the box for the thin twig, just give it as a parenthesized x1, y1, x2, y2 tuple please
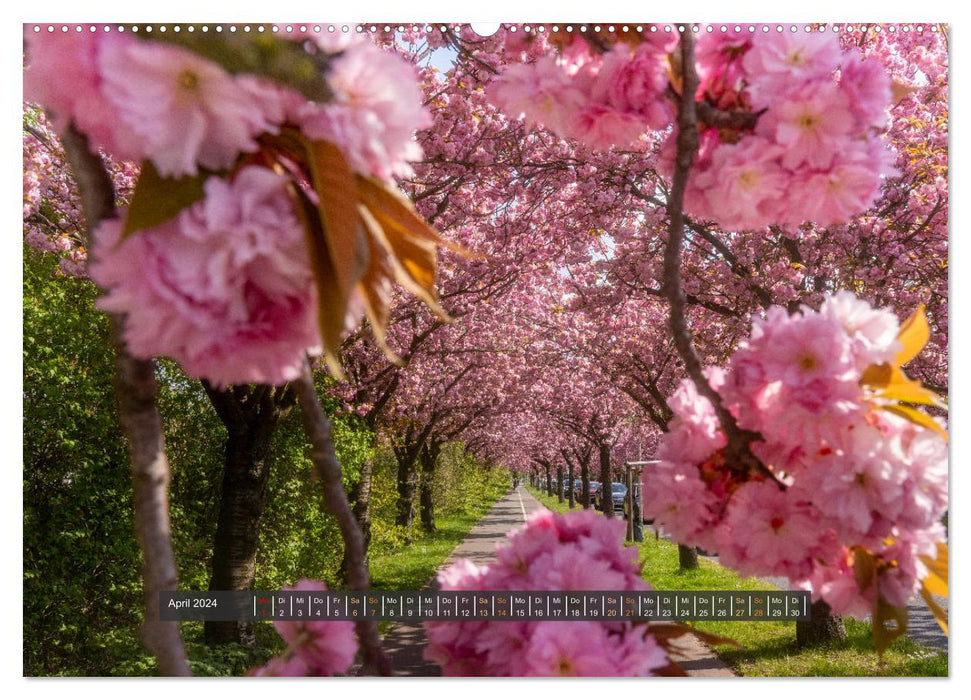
(294, 361, 391, 676)
(61, 124, 192, 675)
(661, 30, 781, 488)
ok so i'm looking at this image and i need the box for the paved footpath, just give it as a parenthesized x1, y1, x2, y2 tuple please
(379, 487, 735, 677)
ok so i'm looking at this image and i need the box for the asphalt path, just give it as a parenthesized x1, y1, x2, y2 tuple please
(379, 487, 735, 676)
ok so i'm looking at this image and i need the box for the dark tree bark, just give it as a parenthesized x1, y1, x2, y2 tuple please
(395, 449, 419, 531)
(796, 599, 847, 647)
(203, 384, 295, 646)
(340, 454, 374, 582)
(62, 125, 190, 675)
(294, 362, 389, 675)
(393, 423, 435, 535)
(581, 458, 591, 510)
(678, 544, 699, 570)
(556, 465, 565, 503)
(599, 440, 613, 518)
(567, 460, 575, 509)
(419, 441, 441, 533)
(545, 463, 553, 497)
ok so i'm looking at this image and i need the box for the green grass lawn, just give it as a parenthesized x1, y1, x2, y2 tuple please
(527, 486, 947, 677)
(168, 478, 512, 675)
(369, 481, 510, 590)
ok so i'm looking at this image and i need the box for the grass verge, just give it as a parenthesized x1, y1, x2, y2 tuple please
(527, 486, 947, 678)
(369, 471, 511, 589)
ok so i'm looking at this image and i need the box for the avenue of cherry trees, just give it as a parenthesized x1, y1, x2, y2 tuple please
(23, 22, 947, 676)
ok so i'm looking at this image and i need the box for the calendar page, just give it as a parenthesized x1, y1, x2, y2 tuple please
(22, 19, 948, 683)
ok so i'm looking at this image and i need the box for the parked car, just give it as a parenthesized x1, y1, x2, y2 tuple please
(610, 482, 628, 511)
(593, 482, 628, 511)
(572, 479, 583, 498)
(588, 481, 602, 506)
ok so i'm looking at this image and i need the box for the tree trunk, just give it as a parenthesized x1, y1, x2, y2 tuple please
(581, 460, 591, 510)
(419, 442, 440, 533)
(567, 461, 575, 509)
(545, 464, 553, 497)
(796, 599, 847, 647)
(395, 439, 422, 535)
(339, 454, 374, 584)
(599, 441, 613, 518)
(678, 544, 699, 571)
(204, 384, 293, 646)
(556, 465, 565, 503)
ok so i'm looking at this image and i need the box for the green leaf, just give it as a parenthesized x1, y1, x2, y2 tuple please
(122, 161, 210, 238)
(872, 596, 908, 656)
(138, 28, 335, 103)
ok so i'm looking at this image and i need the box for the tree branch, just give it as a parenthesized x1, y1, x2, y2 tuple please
(293, 361, 390, 676)
(61, 124, 192, 675)
(662, 31, 781, 488)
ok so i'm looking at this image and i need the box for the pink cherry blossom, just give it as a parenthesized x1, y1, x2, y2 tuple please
(290, 36, 432, 180)
(763, 83, 854, 171)
(487, 57, 588, 137)
(742, 32, 843, 106)
(643, 292, 945, 618)
(695, 137, 789, 231)
(716, 480, 832, 581)
(90, 166, 321, 387)
(839, 51, 893, 130)
(98, 35, 280, 176)
(821, 290, 901, 368)
(595, 43, 673, 129)
(424, 509, 664, 676)
(251, 579, 357, 676)
(23, 29, 142, 160)
(523, 621, 665, 677)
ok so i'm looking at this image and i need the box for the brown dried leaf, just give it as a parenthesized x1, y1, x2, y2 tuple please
(852, 547, 877, 592)
(356, 176, 469, 254)
(357, 178, 450, 319)
(302, 137, 370, 312)
(289, 185, 346, 379)
(357, 205, 403, 365)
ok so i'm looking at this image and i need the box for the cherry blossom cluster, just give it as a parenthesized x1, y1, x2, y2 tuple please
(23, 108, 138, 279)
(674, 32, 895, 230)
(489, 29, 894, 230)
(24, 28, 430, 387)
(23, 28, 428, 181)
(423, 509, 669, 676)
(89, 167, 323, 387)
(488, 33, 677, 151)
(643, 292, 947, 616)
(249, 580, 357, 676)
